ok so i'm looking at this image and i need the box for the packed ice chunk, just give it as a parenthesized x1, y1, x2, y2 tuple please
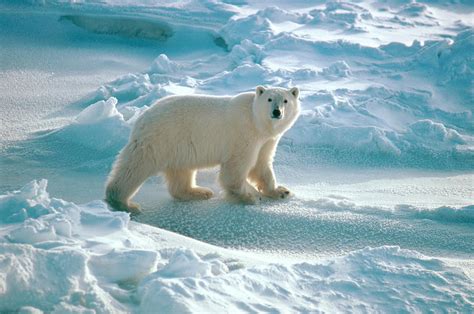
(54, 97, 130, 151)
(89, 249, 158, 282)
(149, 54, 179, 74)
(408, 119, 465, 144)
(157, 248, 228, 278)
(75, 97, 123, 125)
(0, 180, 130, 245)
(0, 243, 118, 313)
(0, 179, 52, 223)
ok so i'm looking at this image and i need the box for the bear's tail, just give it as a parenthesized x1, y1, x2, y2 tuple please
(105, 140, 154, 212)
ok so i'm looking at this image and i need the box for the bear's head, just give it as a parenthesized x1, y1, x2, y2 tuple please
(253, 86, 300, 136)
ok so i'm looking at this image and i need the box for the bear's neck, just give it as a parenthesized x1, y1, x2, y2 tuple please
(251, 111, 280, 140)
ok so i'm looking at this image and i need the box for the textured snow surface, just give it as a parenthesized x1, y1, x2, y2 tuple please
(11, 4, 470, 168)
(1, 0, 474, 312)
(0, 181, 473, 313)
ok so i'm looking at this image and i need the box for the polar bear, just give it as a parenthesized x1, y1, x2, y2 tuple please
(105, 86, 300, 211)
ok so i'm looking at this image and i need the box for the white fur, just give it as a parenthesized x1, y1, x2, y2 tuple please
(105, 86, 300, 211)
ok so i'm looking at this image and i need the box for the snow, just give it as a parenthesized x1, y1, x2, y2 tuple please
(1, 181, 473, 313)
(24, 9, 470, 168)
(1, 0, 474, 312)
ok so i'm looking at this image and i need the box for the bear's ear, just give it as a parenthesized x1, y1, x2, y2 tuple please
(289, 87, 299, 99)
(256, 86, 266, 96)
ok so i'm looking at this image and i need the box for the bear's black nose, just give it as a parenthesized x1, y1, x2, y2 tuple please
(272, 109, 282, 119)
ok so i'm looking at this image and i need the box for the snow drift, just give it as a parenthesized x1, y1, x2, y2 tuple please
(0, 181, 473, 313)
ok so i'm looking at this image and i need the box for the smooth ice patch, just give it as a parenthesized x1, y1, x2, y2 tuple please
(61, 15, 173, 40)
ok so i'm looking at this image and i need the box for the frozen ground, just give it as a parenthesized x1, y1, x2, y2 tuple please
(0, 0, 473, 313)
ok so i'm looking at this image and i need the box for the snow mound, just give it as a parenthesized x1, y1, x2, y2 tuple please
(407, 119, 465, 145)
(303, 197, 474, 224)
(397, 204, 474, 224)
(287, 83, 473, 167)
(0, 243, 122, 313)
(0, 180, 52, 224)
(89, 249, 158, 283)
(138, 246, 474, 313)
(309, 1, 372, 32)
(54, 97, 130, 152)
(1, 181, 473, 313)
(5, 97, 132, 172)
(418, 29, 474, 87)
(75, 97, 123, 125)
(0, 180, 129, 244)
(149, 54, 180, 74)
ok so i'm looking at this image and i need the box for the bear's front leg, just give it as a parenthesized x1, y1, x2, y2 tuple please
(219, 160, 261, 205)
(249, 165, 292, 199)
(248, 139, 292, 200)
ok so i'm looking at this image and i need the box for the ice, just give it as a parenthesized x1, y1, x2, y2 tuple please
(61, 15, 173, 40)
(149, 54, 180, 75)
(2, 182, 472, 313)
(0, 180, 52, 224)
(75, 97, 123, 125)
(155, 248, 229, 278)
(0, 180, 130, 244)
(48, 97, 130, 153)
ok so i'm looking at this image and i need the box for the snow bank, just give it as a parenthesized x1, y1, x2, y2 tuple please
(0, 243, 122, 313)
(397, 204, 474, 224)
(0, 179, 129, 243)
(12, 97, 132, 171)
(62, 97, 130, 152)
(301, 196, 474, 224)
(416, 29, 474, 88)
(138, 246, 474, 313)
(0, 180, 131, 312)
(1, 181, 473, 313)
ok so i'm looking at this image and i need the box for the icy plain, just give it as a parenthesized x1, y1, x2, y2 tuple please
(0, 0, 473, 313)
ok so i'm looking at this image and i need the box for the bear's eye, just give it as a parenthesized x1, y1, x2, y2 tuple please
(284, 99, 288, 103)
(268, 98, 272, 102)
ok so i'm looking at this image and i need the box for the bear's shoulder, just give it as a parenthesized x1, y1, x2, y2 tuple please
(230, 92, 255, 105)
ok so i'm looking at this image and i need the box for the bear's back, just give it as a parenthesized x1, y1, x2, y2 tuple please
(131, 92, 256, 147)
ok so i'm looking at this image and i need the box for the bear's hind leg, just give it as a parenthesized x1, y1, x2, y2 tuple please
(105, 141, 155, 212)
(165, 169, 213, 201)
